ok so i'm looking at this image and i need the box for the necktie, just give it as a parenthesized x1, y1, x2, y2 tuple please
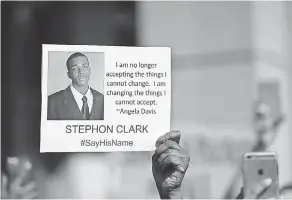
(81, 96, 90, 120)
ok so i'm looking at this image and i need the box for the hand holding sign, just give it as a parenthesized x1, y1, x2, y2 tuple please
(152, 131, 190, 199)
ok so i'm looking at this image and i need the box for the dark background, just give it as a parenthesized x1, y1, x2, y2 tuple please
(1, 1, 136, 172)
(2, 1, 292, 199)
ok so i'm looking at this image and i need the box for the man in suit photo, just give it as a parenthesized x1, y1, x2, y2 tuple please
(47, 52, 104, 120)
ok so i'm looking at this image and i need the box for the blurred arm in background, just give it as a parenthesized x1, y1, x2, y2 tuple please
(1, 157, 37, 199)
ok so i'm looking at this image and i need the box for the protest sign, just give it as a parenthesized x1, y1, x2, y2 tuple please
(40, 44, 171, 152)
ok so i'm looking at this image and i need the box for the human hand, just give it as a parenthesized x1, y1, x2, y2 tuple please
(152, 131, 190, 199)
(237, 178, 280, 199)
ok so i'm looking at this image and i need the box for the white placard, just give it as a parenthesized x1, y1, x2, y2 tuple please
(40, 44, 171, 152)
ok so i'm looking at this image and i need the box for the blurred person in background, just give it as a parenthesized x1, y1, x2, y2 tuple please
(223, 101, 285, 199)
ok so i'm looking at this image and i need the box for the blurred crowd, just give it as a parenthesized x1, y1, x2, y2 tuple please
(1, 101, 292, 198)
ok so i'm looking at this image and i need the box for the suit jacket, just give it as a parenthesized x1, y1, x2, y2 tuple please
(47, 86, 104, 120)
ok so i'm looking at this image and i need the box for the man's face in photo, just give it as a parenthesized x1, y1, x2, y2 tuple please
(67, 55, 91, 87)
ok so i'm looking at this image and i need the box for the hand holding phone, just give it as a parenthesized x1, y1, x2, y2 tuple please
(242, 152, 280, 199)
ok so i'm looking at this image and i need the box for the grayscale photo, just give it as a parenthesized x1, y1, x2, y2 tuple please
(2, 1, 292, 199)
(47, 51, 104, 120)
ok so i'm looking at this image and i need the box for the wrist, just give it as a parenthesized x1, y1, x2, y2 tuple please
(158, 187, 183, 199)
(252, 140, 266, 152)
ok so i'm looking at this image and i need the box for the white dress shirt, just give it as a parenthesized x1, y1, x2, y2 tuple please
(70, 84, 94, 113)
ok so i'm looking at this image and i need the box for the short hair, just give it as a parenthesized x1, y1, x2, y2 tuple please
(66, 52, 88, 71)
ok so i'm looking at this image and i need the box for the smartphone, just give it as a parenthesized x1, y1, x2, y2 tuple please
(242, 152, 279, 199)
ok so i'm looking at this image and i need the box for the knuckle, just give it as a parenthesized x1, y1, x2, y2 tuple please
(156, 155, 164, 163)
(166, 140, 176, 147)
(167, 154, 175, 162)
(165, 140, 173, 146)
(158, 135, 166, 143)
(165, 149, 172, 155)
(154, 148, 160, 155)
(166, 131, 171, 137)
(181, 150, 190, 160)
(173, 130, 181, 137)
(167, 154, 177, 162)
